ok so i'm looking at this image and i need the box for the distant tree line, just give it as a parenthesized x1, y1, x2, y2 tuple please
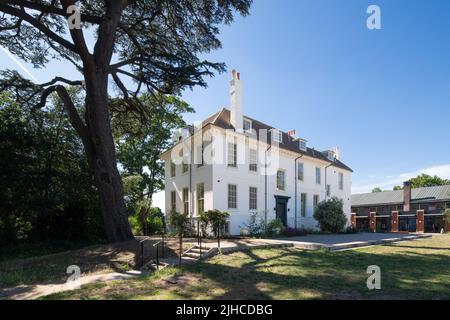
(372, 174, 450, 193)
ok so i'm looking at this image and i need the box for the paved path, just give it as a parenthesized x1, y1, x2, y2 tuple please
(0, 270, 144, 300)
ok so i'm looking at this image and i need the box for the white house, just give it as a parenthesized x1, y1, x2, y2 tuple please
(160, 70, 353, 235)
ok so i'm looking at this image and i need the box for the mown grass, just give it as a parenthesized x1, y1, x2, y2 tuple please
(42, 235, 450, 300)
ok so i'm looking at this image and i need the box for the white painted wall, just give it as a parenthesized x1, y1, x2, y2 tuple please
(162, 126, 352, 235)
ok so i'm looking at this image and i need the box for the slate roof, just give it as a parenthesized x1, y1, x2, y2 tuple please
(199, 108, 353, 172)
(351, 185, 450, 207)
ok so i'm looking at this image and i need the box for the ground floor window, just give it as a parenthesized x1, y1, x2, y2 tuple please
(301, 193, 307, 217)
(170, 190, 176, 213)
(249, 187, 257, 210)
(228, 184, 237, 209)
(182, 188, 189, 215)
(197, 183, 204, 215)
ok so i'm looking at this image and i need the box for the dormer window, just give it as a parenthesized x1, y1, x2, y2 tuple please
(327, 151, 335, 161)
(298, 138, 307, 151)
(272, 129, 283, 143)
(243, 119, 252, 132)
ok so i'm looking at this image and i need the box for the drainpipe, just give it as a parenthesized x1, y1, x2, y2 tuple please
(264, 144, 272, 231)
(189, 125, 194, 220)
(294, 154, 304, 230)
(324, 163, 333, 200)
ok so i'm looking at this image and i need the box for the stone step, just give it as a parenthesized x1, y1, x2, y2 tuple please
(183, 252, 201, 259)
(190, 247, 207, 254)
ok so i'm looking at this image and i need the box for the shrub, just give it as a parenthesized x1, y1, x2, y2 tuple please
(265, 218, 285, 237)
(313, 197, 347, 233)
(198, 210, 230, 236)
(239, 212, 265, 237)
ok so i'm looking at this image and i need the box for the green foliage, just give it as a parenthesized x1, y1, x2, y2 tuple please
(445, 209, 450, 223)
(240, 212, 265, 237)
(372, 187, 382, 193)
(199, 210, 230, 236)
(0, 92, 104, 246)
(393, 186, 403, 190)
(265, 218, 285, 237)
(409, 174, 450, 188)
(168, 212, 191, 238)
(113, 94, 193, 220)
(129, 205, 164, 236)
(313, 197, 347, 233)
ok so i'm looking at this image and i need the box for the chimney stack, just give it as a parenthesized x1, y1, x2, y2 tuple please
(403, 181, 412, 212)
(230, 69, 243, 132)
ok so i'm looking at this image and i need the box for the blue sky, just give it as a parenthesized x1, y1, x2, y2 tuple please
(1, 0, 450, 204)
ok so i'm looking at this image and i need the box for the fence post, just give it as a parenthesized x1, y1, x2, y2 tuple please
(217, 222, 220, 251)
(156, 243, 159, 270)
(416, 210, 425, 233)
(391, 211, 399, 232)
(140, 240, 145, 267)
(369, 212, 376, 233)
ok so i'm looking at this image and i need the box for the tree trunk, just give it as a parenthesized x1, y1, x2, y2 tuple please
(80, 70, 134, 243)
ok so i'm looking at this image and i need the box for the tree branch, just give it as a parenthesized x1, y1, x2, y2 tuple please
(0, 3, 78, 53)
(4, 0, 102, 24)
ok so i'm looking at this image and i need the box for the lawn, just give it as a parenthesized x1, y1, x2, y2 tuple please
(41, 234, 450, 300)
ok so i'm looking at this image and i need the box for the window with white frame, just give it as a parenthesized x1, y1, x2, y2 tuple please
(339, 172, 344, 190)
(249, 187, 257, 210)
(196, 144, 204, 168)
(315, 167, 321, 184)
(182, 188, 189, 215)
(243, 119, 252, 132)
(227, 141, 237, 167)
(170, 191, 176, 213)
(197, 183, 204, 215)
(297, 162, 304, 181)
(170, 161, 176, 177)
(301, 193, 307, 217)
(299, 139, 307, 151)
(249, 148, 258, 172)
(326, 184, 331, 197)
(277, 170, 285, 191)
(313, 195, 319, 209)
(228, 184, 237, 209)
(272, 129, 283, 143)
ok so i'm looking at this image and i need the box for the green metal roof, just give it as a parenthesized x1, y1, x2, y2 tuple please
(351, 185, 450, 207)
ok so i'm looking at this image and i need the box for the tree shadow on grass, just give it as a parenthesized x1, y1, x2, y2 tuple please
(181, 247, 450, 300)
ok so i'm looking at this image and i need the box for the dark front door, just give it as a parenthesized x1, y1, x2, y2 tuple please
(276, 202, 287, 226)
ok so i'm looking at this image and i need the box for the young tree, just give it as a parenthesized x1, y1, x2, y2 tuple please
(168, 211, 190, 264)
(0, 1, 251, 242)
(372, 187, 382, 193)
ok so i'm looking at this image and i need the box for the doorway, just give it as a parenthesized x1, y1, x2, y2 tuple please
(275, 195, 290, 227)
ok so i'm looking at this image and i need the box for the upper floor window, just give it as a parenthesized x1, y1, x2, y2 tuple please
(315, 167, 321, 184)
(228, 184, 237, 209)
(249, 148, 258, 172)
(297, 162, 304, 181)
(227, 141, 237, 167)
(196, 144, 204, 168)
(272, 129, 283, 143)
(243, 119, 252, 132)
(180, 150, 189, 173)
(277, 170, 286, 191)
(339, 172, 344, 190)
(170, 161, 176, 178)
